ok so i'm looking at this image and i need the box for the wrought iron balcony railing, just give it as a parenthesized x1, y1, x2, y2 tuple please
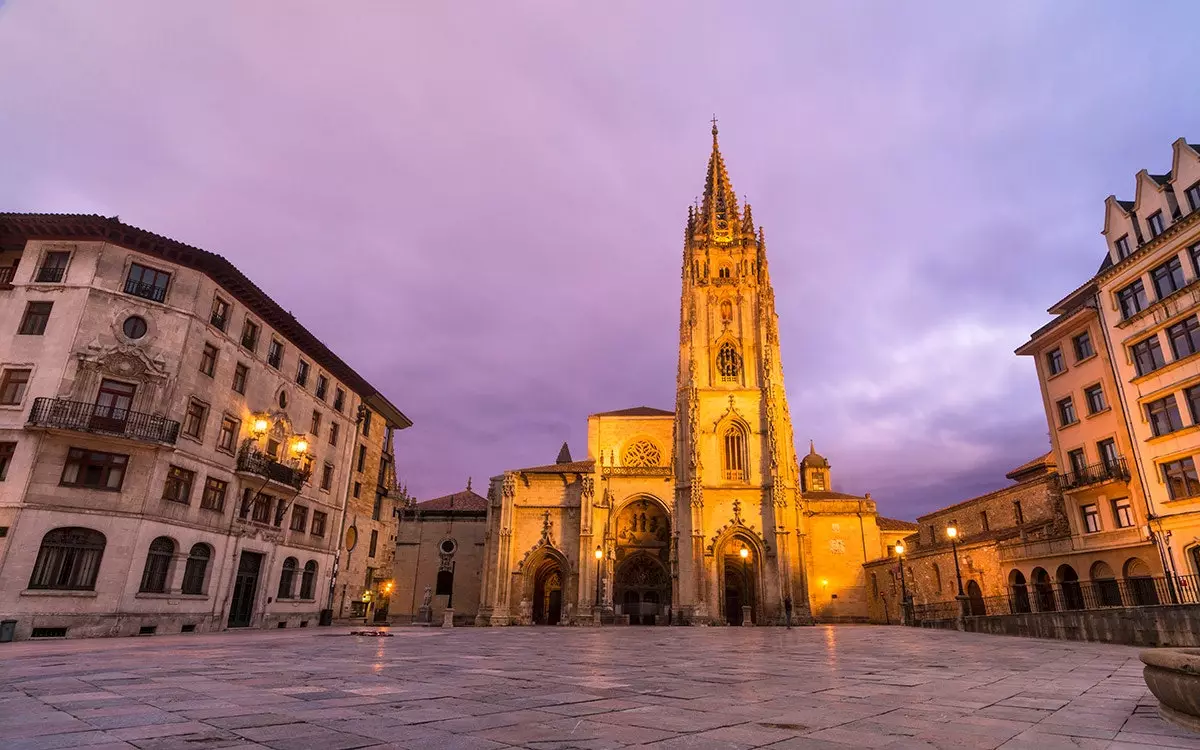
(35, 265, 65, 283)
(236, 447, 309, 491)
(123, 278, 167, 303)
(1058, 457, 1130, 491)
(28, 397, 180, 445)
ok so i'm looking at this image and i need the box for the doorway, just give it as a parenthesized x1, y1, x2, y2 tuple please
(532, 560, 562, 625)
(92, 379, 136, 434)
(613, 553, 670, 625)
(720, 537, 757, 625)
(227, 551, 262, 628)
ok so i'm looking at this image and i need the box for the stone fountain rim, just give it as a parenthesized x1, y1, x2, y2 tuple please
(1140, 647, 1200, 673)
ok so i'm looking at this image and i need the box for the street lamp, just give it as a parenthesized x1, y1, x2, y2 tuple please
(895, 542, 909, 625)
(946, 524, 964, 596)
(594, 546, 603, 609)
(740, 546, 751, 624)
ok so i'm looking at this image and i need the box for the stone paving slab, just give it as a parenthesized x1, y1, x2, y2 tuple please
(0, 625, 1193, 748)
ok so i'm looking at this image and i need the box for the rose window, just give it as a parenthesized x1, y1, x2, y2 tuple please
(623, 440, 662, 468)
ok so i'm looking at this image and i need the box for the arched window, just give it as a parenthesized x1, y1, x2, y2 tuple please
(623, 440, 662, 468)
(1056, 564, 1083, 610)
(436, 568, 454, 596)
(139, 537, 175, 594)
(1124, 557, 1158, 606)
(299, 560, 317, 599)
(716, 343, 741, 382)
(1031, 567, 1055, 612)
(1009, 569, 1031, 613)
(28, 527, 106, 590)
(181, 544, 211, 595)
(1089, 560, 1121, 607)
(931, 563, 942, 594)
(278, 557, 298, 599)
(718, 266, 731, 279)
(723, 425, 747, 481)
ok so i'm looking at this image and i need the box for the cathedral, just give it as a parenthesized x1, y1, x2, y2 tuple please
(440, 126, 910, 626)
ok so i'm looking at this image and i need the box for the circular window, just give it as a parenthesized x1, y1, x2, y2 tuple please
(278, 390, 288, 409)
(345, 526, 358, 551)
(122, 315, 148, 340)
(440, 539, 457, 555)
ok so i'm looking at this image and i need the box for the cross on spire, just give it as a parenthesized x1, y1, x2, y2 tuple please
(710, 114, 719, 136)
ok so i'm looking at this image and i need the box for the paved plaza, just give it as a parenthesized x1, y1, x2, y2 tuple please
(0, 625, 1195, 750)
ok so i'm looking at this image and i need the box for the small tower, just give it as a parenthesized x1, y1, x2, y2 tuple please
(801, 441, 831, 492)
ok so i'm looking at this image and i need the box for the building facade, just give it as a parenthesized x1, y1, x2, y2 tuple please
(0, 214, 409, 640)
(470, 128, 911, 627)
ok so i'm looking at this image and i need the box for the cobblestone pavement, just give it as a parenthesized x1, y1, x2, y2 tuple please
(0, 624, 1195, 750)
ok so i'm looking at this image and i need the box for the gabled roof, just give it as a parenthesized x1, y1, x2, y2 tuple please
(417, 489, 488, 512)
(1005, 451, 1055, 482)
(590, 406, 674, 418)
(0, 213, 411, 428)
(1150, 172, 1173, 186)
(878, 517, 919, 532)
(514, 459, 596, 475)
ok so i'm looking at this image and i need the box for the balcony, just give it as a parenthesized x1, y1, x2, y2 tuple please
(998, 536, 1074, 562)
(27, 397, 180, 445)
(1058, 458, 1130, 491)
(123, 278, 167, 303)
(236, 448, 309, 491)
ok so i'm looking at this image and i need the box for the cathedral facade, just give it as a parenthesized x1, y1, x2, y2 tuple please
(472, 128, 910, 626)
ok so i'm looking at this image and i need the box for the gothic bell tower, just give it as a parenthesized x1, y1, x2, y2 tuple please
(672, 122, 810, 624)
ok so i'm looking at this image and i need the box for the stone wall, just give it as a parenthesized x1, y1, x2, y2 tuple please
(940, 605, 1200, 648)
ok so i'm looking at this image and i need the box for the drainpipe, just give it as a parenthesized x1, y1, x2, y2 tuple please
(326, 401, 367, 621)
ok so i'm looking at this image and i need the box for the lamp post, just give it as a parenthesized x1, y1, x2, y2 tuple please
(895, 542, 909, 626)
(946, 525, 964, 596)
(594, 546, 603, 605)
(740, 546, 753, 626)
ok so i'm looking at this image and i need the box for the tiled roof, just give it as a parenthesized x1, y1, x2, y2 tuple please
(591, 406, 674, 418)
(514, 459, 596, 474)
(1006, 451, 1055, 481)
(804, 490, 867, 501)
(0, 213, 410, 428)
(877, 516, 919, 531)
(417, 490, 488, 512)
(1150, 172, 1173, 186)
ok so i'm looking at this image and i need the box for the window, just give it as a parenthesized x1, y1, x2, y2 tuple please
(723, 424, 747, 480)
(1113, 499, 1134, 529)
(28, 528, 106, 590)
(122, 315, 147, 339)
(1084, 384, 1106, 414)
(1014, 500, 1024, 525)
(980, 510, 989, 532)
(240, 319, 259, 351)
(250, 492, 272, 524)
(139, 537, 175, 593)
(1115, 235, 1132, 259)
(36, 251, 70, 283)
(1187, 183, 1200, 213)
(61, 448, 127, 490)
(199, 343, 218, 377)
(0, 442, 14, 480)
(310, 410, 321, 436)
(278, 557, 298, 599)
(124, 262, 171, 303)
(182, 400, 208, 440)
(1147, 395, 1184, 437)
(217, 416, 238, 453)
(232, 363, 248, 394)
(718, 266, 731, 279)
(1045, 348, 1065, 376)
(810, 472, 826, 491)
(1132, 335, 1166, 376)
(181, 544, 210, 595)
(372, 492, 384, 521)
(436, 569, 454, 596)
(0, 368, 31, 405)
(1057, 397, 1077, 427)
(1067, 448, 1087, 476)
(299, 560, 317, 599)
(927, 525, 935, 543)
(1117, 280, 1148, 319)
(311, 511, 327, 537)
(1152, 257, 1186, 299)
(368, 529, 378, 558)
(321, 462, 334, 491)
(1185, 385, 1200, 427)
(329, 422, 339, 446)
(272, 497, 286, 528)
(1168, 317, 1200, 360)
(1098, 438, 1119, 469)
(357, 444, 367, 472)
(201, 477, 227, 511)
(18, 301, 52, 335)
(267, 339, 283, 369)
(162, 465, 195, 504)
(290, 505, 308, 532)
(296, 359, 310, 387)
(1163, 457, 1200, 500)
(1073, 331, 1094, 361)
(362, 409, 372, 437)
(1081, 504, 1101, 533)
(353, 481, 361, 498)
(716, 343, 741, 382)
(277, 390, 288, 409)
(315, 374, 329, 400)
(333, 387, 346, 412)
(210, 297, 230, 331)
(1148, 211, 1166, 238)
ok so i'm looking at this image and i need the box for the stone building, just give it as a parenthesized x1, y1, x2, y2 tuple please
(391, 482, 488, 625)
(0, 214, 410, 640)
(469, 127, 911, 626)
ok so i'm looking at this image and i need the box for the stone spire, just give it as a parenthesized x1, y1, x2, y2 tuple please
(556, 442, 572, 464)
(696, 119, 740, 241)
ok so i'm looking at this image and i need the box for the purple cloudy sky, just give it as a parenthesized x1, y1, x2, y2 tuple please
(3, 2, 1199, 519)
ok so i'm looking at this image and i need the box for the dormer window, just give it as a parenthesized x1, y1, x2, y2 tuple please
(1186, 183, 1200, 213)
(1115, 235, 1132, 259)
(1148, 211, 1166, 238)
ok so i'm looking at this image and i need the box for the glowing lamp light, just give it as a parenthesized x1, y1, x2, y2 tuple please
(739, 547, 749, 559)
(821, 579, 829, 587)
(253, 418, 270, 434)
(594, 546, 603, 560)
(895, 542, 905, 556)
(292, 439, 308, 454)
(946, 525, 958, 540)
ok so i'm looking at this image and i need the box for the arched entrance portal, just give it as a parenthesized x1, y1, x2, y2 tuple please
(614, 554, 670, 625)
(532, 558, 563, 625)
(720, 536, 758, 625)
(613, 496, 672, 625)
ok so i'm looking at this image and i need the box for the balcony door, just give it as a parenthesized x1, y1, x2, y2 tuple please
(92, 379, 136, 434)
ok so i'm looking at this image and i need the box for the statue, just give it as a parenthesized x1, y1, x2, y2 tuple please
(519, 596, 533, 626)
(417, 586, 433, 624)
(421, 586, 432, 608)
